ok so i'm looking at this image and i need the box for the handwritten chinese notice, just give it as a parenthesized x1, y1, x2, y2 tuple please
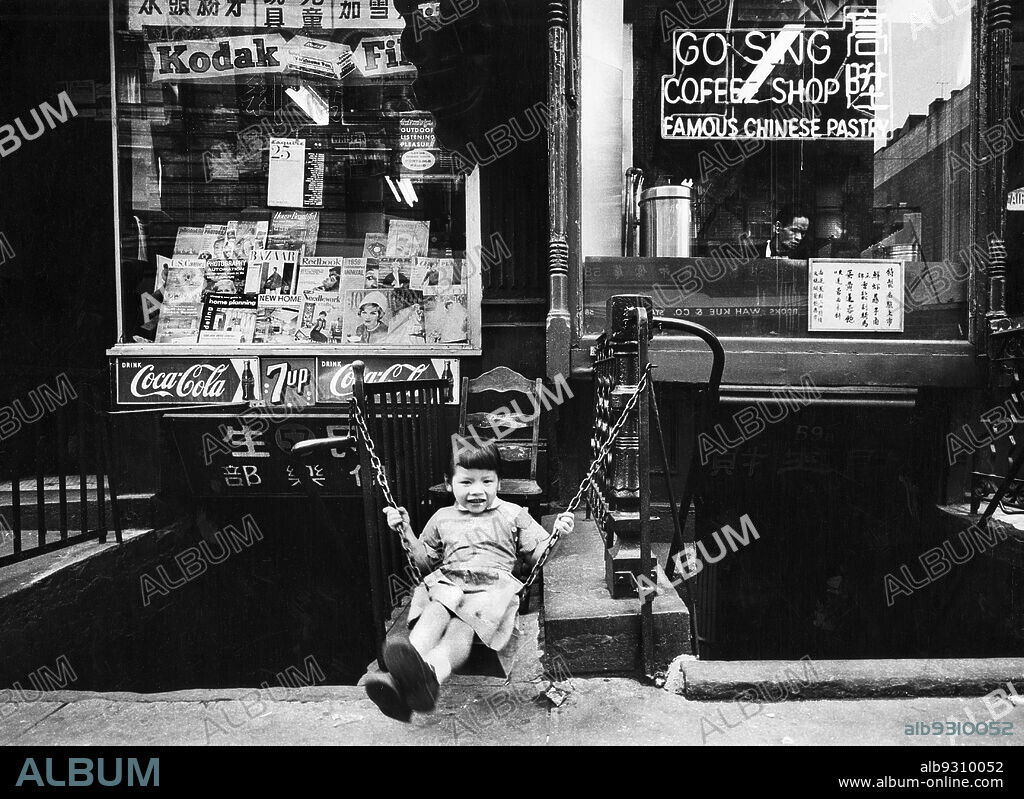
(808, 259, 904, 333)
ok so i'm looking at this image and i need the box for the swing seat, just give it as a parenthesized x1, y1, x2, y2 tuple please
(381, 599, 508, 678)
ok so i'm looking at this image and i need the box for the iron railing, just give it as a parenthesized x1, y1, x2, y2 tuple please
(0, 374, 122, 568)
(588, 295, 724, 665)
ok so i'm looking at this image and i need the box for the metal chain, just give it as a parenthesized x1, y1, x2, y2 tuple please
(348, 398, 419, 574)
(348, 366, 653, 595)
(521, 364, 653, 591)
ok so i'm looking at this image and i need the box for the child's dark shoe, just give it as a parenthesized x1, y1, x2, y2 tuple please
(363, 673, 412, 722)
(383, 641, 439, 712)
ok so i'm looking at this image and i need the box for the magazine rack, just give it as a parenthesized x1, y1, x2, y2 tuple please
(106, 0, 482, 418)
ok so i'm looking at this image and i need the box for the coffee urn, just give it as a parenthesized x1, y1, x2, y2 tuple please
(623, 168, 695, 257)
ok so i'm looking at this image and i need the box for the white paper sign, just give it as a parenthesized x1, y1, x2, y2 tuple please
(267, 137, 306, 208)
(808, 259, 904, 333)
(1008, 187, 1024, 211)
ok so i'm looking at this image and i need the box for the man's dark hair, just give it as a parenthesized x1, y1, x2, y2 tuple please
(775, 203, 812, 227)
(447, 440, 503, 479)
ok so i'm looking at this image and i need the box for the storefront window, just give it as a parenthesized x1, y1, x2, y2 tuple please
(583, 0, 976, 340)
(111, 0, 481, 352)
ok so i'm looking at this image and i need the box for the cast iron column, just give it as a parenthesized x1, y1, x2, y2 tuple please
(546, 0, 571, 378)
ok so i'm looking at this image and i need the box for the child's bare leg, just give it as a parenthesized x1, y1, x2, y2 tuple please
(423, 618, 475, 684)
(408, 599, 450, 657)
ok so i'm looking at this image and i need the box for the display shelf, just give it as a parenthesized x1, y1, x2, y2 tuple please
(108, 343, 480, 357)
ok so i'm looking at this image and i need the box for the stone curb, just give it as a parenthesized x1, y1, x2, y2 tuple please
(665, 656, 1024, 700)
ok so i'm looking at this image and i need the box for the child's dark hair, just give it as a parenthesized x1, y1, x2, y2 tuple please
(447, 440, 503, 479)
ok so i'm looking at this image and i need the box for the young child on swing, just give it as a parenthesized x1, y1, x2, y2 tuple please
(363, 441, 574, 721)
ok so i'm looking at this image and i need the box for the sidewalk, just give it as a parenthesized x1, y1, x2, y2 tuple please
(3, 678, 1021, 746)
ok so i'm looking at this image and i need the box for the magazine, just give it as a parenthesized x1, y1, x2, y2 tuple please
(198, 294, 259, 344)
(296, 294, 346, 344)
(268, 211, 320, 257)
(253, 294, 303, 344)
(224, 220, 269, 261)
(362, 232, 387, 260)
(201, 224, 229, 260)
(244, 249, 300, 295)
(155, 303, 201, 344)
(377, 258, 413, 289)
(162, 263, 206, 303)
(386, 219, 430, 258)
(294, 255, 345, 296)
(410, 257, 463, 294)
(203, 259, 248, 295)
(341, 258, 369, 290)
(341, 288, 428, 346)
(173, 226, 207, 257)
(425, 291, 470, 345)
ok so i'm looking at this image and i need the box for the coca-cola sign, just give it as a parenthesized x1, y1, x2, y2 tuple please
(116, 358, 252, 405)
(315, 358, 457, 404)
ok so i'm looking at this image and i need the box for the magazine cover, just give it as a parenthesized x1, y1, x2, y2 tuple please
(173, 226, 207, 257)
(268, 211, 320, 257)
(385, 219, 430, 258)
(224, 220, 269, 260)
(341, 288, 428, 346)
(203, 259, 248, 295)
(341, 257, 369, 290)
(155, 303, 201, 344)
(411, 257, 463, 294)
(377, 258, 413, 289)
(425, 290, 470, 345)
(201, 224, 229, 260)
(362, 232, 387, 260)
(244, 249, 300, 295)
(162, 263, 206, 303)
(296, 294, 346, 344)
(253, 294, 303, 344)
(294, 256, 345, 296)
(198, 294, 259, 344)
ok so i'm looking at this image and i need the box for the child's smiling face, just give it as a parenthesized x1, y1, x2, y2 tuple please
(448, 465, 498, 513)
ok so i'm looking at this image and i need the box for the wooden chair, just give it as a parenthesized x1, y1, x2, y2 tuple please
(429, 366, 544, 511)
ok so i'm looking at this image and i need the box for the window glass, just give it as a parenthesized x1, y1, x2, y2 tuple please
(584, 0, 975, 339)
(113, 0, 477, 350)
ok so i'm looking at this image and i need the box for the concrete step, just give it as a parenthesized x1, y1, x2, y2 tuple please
(542, 514, 691, 675)
(0, 529, 152, 596)
(665, 656, 1024, 700)
(1, 489, 162, 532)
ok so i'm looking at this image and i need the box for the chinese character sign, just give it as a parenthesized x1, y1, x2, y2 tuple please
(129, 0, 404, 31)
(808, 259, 904, 333)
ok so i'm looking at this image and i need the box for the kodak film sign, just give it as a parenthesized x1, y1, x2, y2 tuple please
(147, 35, 289, 82)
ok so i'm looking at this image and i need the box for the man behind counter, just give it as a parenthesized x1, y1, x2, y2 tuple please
(766, 204, 812, 259)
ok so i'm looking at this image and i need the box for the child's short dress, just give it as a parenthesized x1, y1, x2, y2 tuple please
(408, 499, 550, 672)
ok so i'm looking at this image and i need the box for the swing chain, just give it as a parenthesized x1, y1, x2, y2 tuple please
(521, 363, 653, 591)
(349, 398, 396, 508)
(347, 365, 652, 595)
(348, 397, 419, 573)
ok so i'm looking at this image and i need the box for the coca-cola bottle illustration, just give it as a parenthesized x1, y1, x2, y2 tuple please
(441, 360, 453, 403)
(242, 361, 255, 401)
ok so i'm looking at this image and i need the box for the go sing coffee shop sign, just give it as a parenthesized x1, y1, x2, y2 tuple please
(661, 12, 891, 141)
